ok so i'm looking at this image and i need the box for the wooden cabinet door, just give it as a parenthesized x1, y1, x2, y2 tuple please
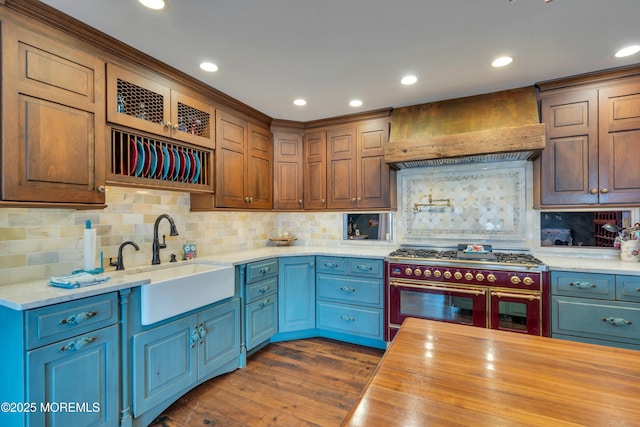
(216, 110, 247, 208)
(598, 80, 640, 204)
(2, 22, 106, 205)
(273, 130, 304, 210)
(357, 121, 390, 208)
(304, 130, 327, 209)
(27, 325, 119, 427)
(132, 316, 197, 416)
(170, 90, 215, 149)
(327, 126, 357, 209)
(106, 63, 170, 137)
(278, 257, 316, 333)
(246, 123, 273, 209)
(198, 299, 240, 380)
(539, 89, 599, 205)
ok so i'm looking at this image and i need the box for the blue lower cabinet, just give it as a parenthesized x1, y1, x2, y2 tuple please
(131, 297, 241, 422)
(315, 257, 385, 347)
(245, 295, 278, 350)
(27, 324, 119, 427)
(278, 256, 315, 333)
(132, 316, 198, 416)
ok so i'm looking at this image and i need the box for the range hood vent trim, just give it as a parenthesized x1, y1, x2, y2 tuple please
(384, 123, 546, 169)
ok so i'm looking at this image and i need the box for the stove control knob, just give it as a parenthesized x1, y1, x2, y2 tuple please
(444, 271, 452, 279)
(487, 274, 497, 283)
(464, 272, 473, 281)
(423, 270, 432, 278)
(434, 270, 442, 278)
(405, 267, 413, 276)
(511, 276, 522, 285)
(523, 277, 534, 286)
(454, 272, 462, 280)
(414, 269, 422, 277)
(475, 273, 485, 281)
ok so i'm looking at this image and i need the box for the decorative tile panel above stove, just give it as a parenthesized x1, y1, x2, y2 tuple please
(400, 163, 526, 241)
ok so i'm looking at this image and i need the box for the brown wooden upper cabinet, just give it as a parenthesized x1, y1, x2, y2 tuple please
(1, 20, 106, 207)
(215, 110, 272, 209)
(326, 120, 391, 209)
(106, 63, 215, 149)
(303, 130, 328, 209)
(537, 73, 640, 207)
(273, 127, 305, 210)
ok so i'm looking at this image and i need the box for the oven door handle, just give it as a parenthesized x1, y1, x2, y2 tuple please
(491, 291, 540, 301)
(390, 281, 485, 296)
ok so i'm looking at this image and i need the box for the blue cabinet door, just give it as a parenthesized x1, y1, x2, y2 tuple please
(27, 324, 119, 427)
(132, 316, 197, 417)
(245, 294, 278, 350)
(279, 256, 316, 333)
(198, 298, 241, 380)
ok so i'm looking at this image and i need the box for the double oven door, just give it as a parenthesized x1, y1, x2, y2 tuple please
(387, 277, 544, 340)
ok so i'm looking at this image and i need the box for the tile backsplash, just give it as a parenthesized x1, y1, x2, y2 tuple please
(0, 186, 378, 285)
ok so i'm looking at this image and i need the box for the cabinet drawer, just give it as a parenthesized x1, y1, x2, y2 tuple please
(317, 302, 383, 340)
(552, 295, 640, 343)
(616, 275, 640, 303)
(26, 293, 118, 350)
(551, 271, 615, 300)
(246, 276, 277, 303)
(245, 258, 278, 284)
(316, 256, 347, 274)
(348, 258, 383, 278)
(316, 274, 383, 308)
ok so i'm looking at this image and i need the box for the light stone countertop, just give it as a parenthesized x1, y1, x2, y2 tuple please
(0, 245, 395, 311)
(3, 245, 640, 311)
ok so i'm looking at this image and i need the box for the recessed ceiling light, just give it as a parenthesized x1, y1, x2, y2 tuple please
(492, 56, 513, 67)
(401, 75, 417, 85)
(293, 99, 307, 106)
(199, 62, 218, 72)
(615, 45, 640, 58)
(349, 100, 363, 107)
(139, 0, 165, 10)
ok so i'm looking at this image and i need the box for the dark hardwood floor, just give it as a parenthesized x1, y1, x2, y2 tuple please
(150, 338, 385, 427)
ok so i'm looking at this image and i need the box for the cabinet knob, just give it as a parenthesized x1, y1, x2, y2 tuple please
(245, 196, 250, 202)
(298, 199, 303, 204)
(97, 185, 106, 193)
(321, 199, 325, 204)
(164, 121, 172, 129)
(352, 198, 356, 202)
(589, 188, 598, 195)
(600, 188, 609, 194)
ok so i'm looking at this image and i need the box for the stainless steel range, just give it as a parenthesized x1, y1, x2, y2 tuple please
(386, 245, 549, 340)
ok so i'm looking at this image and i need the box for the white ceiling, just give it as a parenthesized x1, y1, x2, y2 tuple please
(41, 0, 640, 122)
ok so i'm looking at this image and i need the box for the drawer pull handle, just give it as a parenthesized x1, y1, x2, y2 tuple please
(59, 311, 97, 325)
(569, 281, 596, 289)
(602, 317, 632, 326)
(260, 266, 271, 274)
(259, 286, 271, 293)
(259, 299, 270, 308)
(60, 336, 96, 352)
(324, 263, 338, 268)
(340, 286, 356, 293)
(356, 265, 373, 271)
(340, 315, 355, 322)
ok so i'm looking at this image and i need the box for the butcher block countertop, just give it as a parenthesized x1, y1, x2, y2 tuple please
(342, 318, 640, 427)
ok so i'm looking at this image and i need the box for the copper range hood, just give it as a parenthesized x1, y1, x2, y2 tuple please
(384, 87, 546, 169)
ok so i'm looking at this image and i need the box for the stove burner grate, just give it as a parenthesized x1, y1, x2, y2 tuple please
(389, 248, 544, 266)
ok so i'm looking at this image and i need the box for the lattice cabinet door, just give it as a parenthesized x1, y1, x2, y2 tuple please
(106, 63, 214, 149)
(107, 63, 170, 137)
(170, 90, 215, 149)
